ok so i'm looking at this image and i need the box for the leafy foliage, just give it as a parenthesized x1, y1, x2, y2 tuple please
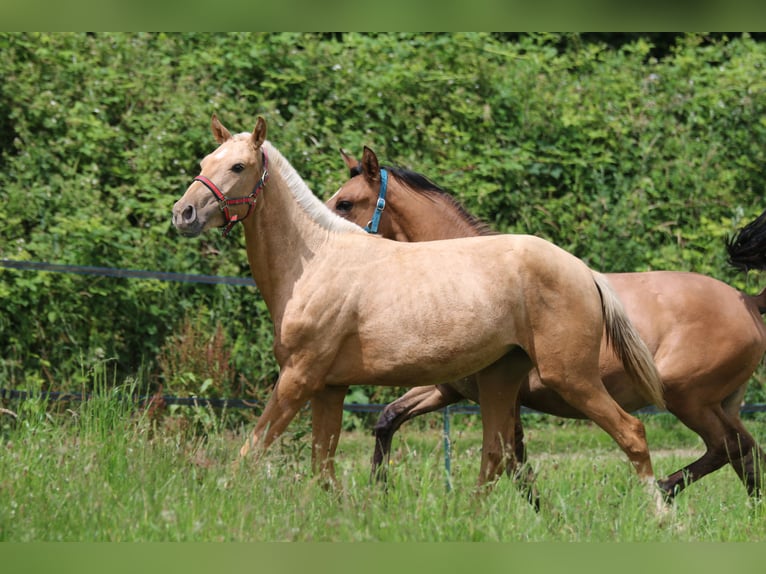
(2, 32, 766, 406)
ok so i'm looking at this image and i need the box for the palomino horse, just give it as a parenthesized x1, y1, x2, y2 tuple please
(326, 146, 766, 501)
(172, 116, 665, 496)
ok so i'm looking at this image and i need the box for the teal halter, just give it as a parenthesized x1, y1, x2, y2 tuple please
(364, 168, 388, 234)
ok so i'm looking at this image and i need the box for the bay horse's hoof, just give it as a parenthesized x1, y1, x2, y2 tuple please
(656, 477, 680, 504)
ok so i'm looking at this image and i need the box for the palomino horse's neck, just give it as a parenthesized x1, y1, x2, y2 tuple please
(387, 181, 489, 242)
(241, 142, 364, 325)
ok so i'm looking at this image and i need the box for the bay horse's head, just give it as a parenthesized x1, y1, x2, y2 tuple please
(172, 115, 269, 237)
(329, 146, 488, 242)
(327, 146, 398, 238)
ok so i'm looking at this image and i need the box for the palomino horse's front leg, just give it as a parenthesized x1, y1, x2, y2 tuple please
(310, 385, 348, 486)
(239, 368, 315, 460)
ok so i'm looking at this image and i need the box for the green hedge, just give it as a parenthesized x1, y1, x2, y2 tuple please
(1, 32, 765, 405)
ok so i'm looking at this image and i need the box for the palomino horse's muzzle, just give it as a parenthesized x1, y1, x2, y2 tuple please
(172, 202, 204, 237)
(175, 204, 197, 226)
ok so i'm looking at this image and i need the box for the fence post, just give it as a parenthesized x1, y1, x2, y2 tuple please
(443, 405, 452, 492)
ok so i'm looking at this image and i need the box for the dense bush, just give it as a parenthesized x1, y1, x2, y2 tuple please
(1, 32, 766, 406)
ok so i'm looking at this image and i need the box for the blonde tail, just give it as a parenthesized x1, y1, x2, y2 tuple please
(591, 271, 665, 410)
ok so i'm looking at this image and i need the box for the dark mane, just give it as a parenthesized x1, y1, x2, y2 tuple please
(726, 207, 766, 272)
(387, 165, 497, 237)
(350, 163, 496, 237)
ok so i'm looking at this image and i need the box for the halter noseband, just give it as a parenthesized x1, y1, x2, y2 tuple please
(364, 168, 388, 234)
(192, 149, 269, 237)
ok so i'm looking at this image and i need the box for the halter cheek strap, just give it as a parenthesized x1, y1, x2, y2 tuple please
(364, 168, 388, 234)
(193, 149, 269, 237)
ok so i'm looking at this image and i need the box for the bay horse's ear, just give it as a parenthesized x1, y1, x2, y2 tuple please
(252, 116, 267, 149)
(361, 146, 380, 183)
(339, 148, 359, 173)
(211, 114, 232, 144)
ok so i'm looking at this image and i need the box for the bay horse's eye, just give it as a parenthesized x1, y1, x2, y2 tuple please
(231, 163, 246, 173)
(336, 200, 354, 213)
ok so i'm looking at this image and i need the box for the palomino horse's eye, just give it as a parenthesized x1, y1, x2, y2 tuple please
(231, 163, 246, 173)
(336, 200, 354, 213)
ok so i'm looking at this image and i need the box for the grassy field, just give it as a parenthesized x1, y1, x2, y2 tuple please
(1, 390, 765, 542)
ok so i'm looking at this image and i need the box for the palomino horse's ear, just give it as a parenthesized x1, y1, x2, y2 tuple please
(339, 148, 359, 173)
(211, 114, 232, 144)
(252, 116, 267, 149)
(361, 146, 380, 183)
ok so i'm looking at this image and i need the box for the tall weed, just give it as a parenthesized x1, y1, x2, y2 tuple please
(2, 391, 764, 541)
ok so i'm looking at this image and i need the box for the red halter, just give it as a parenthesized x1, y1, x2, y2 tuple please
(192, 149, 269, 237)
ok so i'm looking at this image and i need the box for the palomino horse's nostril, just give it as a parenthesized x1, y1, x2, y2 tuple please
(182, 204, 196, 223)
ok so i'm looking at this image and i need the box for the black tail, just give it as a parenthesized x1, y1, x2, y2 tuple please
(726, 208, 766, 272)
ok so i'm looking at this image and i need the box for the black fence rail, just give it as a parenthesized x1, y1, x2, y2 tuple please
(4, 258, 766, 417)
(3, 258, 766, 417)
(2, 387, 766, 415)
(0, 259, 257, 286)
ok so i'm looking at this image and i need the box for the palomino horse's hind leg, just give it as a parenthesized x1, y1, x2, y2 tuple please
(546, 378, 667, 513)
(476, 349, 533, 488)
(558, 387, 654, 478)
(537, 359, 657, 481)
(371, 384, 464, 483)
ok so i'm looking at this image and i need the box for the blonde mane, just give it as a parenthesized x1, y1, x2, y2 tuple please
(262, 141, 366, 235)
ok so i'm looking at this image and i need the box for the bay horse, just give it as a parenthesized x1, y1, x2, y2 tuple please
(171, 116, 665, 501)
(326, 146, 766, 501)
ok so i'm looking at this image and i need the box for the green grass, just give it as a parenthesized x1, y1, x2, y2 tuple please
(1, 393, 765, 542)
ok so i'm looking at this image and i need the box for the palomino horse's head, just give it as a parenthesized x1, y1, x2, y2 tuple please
(327, 146, 397, 238)
(172, 115, 269, 237)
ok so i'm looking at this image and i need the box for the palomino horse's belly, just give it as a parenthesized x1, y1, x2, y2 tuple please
(326, 326, 519, 388)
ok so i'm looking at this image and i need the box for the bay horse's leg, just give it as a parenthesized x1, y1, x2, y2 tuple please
(311, 385, 349, 487)
(727, 425, 766, 499)
(659, 388, 765, 500)
(655, 405, 728, 500)
(476, 349, 533, 488)
(722, 389, 766, 499)
(371, 383, 465, 483)
(513, 397, 540, 511)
